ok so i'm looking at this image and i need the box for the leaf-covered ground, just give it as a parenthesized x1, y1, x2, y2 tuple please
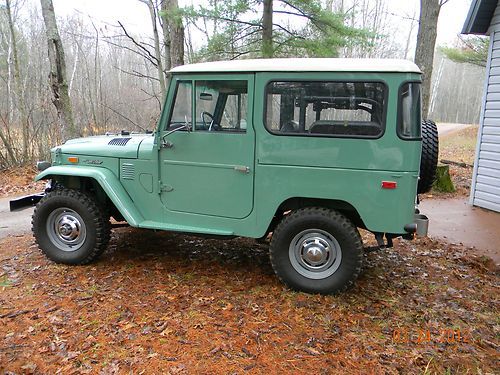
(1, 228, 498, 374)
(428, 126, 477, 199)
(0, 167, 45, 198)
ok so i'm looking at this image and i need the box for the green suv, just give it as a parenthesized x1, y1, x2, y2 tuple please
(11, 58, 436, 294)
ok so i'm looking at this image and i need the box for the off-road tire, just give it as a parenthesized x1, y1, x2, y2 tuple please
(418, 120, 439, 194)
(269, 207, 363, 294)
(32, 189, 110, 264)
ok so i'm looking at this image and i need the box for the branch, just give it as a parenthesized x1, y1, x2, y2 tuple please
(229, 49, 260, 60)
(140, 88, 161, 109)
(99, 102, 147, 131)
(384, 11, 419, 23)
(117, 21, 159, 65)
(113, 65, 160, 82)
(197, 14, 262, 28)
(277, 1, 315, 22)
(103, 38, 158, 67)
(273, 23, 305, 39)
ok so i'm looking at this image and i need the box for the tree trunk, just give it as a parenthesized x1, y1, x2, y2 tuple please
(262, 0, 273, 58)
(163, 0, 185, 68)
(6, 0, 29, 162)
(40, 0, 78, 140)
(433, 164, 455, 192)
(160, 0, 172, 71)
(415, 0, 441, 119)
(142, 0, 166, 101)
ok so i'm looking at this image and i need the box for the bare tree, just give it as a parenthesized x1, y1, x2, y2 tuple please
(262, 0, 273, 57)
(415, 0, 450, 119)
(140, 0, 167, 100)
(5, 0, 29, 161)
(40, 0, 77, 140)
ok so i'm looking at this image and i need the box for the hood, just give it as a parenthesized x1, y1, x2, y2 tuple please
(53, 133, 154, 159)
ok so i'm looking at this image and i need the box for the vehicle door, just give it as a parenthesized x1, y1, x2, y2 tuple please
(159, 75, 255, 219)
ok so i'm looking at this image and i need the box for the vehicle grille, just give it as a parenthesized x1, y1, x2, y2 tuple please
(108, 137, 131, 146)
(121, 163, 135, 180)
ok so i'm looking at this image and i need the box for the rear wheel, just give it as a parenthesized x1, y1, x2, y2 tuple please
(32, 189, 110, 264)
(418, 120, 439, 194)
(269, 207, 363, 294)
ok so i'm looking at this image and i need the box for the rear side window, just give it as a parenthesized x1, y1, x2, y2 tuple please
(398, 82, 421, 139)
(265, 81, 386, 138)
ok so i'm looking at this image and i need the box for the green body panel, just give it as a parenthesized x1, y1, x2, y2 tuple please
(56, 134, 153, 158)
(35, 164, 144, 226)
(159, 74, 255, 219)
(36, 69, 422, 237)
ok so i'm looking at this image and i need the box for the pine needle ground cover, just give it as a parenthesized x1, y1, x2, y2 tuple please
(0, 228, 497, 374)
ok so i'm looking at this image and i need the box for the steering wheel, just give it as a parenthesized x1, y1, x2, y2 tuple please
(201, 111, 216, 131)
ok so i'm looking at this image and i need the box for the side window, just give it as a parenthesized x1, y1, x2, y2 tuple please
(168, 81, 192, 129)
(195, 80, 248, 132)
(398, 82, 421, 139)
(265, 81, 386, 138)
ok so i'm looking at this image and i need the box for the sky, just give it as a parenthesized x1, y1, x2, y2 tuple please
(49, 0, 474, 49)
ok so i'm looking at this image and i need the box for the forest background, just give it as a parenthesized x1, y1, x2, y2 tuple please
(0, 0, 487, 166)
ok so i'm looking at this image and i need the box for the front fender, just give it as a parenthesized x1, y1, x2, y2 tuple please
(35, 166, 144, 226)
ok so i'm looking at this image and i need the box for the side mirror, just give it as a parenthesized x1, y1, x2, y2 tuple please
(161, 123, 191, 148)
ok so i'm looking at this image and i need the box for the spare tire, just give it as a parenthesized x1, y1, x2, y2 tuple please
(418, 120, 439, 194)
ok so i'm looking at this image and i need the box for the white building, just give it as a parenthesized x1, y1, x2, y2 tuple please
(463, 0, 500, 212)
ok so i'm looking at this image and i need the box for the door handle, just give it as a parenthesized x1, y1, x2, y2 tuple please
(234, 165, 250, 174)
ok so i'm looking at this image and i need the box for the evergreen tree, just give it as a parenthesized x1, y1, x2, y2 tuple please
(441, 36, 488, 68)
(183, 0, 368, 61)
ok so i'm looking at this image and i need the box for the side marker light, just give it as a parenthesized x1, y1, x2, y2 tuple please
(381, 181, 397, 189)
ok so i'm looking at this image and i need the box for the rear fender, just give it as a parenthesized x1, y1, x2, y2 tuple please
(35, 166, 144, 226)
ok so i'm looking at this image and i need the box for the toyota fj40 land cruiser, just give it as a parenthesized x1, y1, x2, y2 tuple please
(11, 58, 438, 294)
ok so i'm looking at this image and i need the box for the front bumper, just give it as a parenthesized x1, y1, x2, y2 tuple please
(9, 193, 45, 212)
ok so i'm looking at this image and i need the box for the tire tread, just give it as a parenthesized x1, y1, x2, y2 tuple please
(32, 189, 110, 264)
(418, 120, 439, 194)
(269, 207, 363, 294)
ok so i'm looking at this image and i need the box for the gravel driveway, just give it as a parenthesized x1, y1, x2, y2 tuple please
(0, 196, 34, 240)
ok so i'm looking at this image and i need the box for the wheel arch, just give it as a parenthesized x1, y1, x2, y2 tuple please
(266, 197, 366, 234)
(35, 166, 144, 226)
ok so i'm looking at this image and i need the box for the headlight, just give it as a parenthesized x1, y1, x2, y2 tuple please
(36, 161, 51, 171)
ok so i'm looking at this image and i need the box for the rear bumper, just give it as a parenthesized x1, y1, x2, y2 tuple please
(9, 193, 45, 212)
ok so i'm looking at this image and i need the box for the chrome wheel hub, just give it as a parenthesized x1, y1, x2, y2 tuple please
(289, 229, 342, 279)
(46, 208, 86, 252)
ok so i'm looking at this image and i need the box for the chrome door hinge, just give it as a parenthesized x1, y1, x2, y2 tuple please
(159, 181, 174, 193)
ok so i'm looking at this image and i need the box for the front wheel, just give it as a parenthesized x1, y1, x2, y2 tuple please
(269, 207, 363, 294)
(32, 189, 110, 264)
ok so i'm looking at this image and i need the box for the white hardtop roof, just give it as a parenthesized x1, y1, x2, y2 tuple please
(170, 58, 421, 74)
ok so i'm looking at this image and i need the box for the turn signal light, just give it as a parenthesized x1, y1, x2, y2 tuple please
(381, 181, 397, 189)
(67, 156, 79, 163)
